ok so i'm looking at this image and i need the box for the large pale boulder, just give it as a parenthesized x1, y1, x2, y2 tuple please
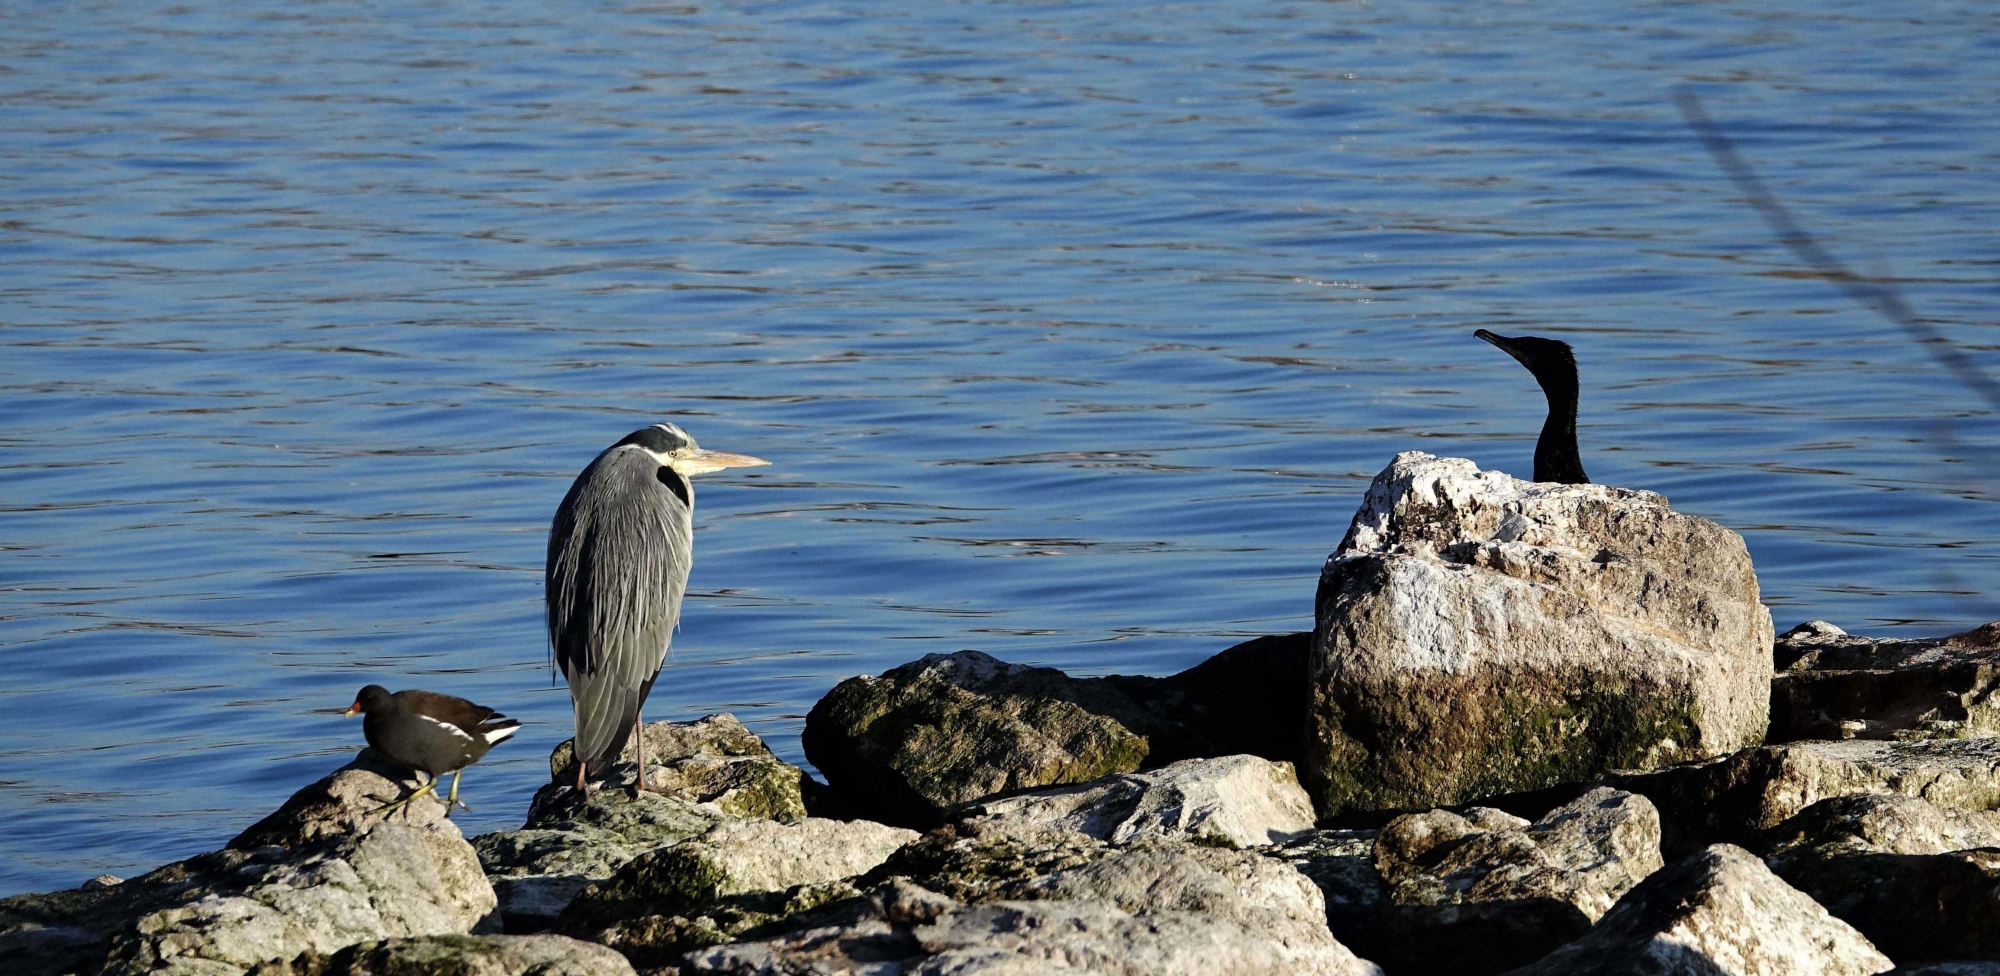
(1504, 844, 1890, 976)
(1773, 620, 2000, 742)
(0, 756, 495, 976)
(1308, 453, 1772, 817)
(967, 754, 1317, 848)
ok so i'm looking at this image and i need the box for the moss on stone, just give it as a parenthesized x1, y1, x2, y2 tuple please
(556, 844, 728, 932)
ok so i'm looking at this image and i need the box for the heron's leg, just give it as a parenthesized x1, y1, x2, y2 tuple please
(372, 773, 439, 816)
(443, 770, 470, 815)
(631, 710, 656, 794)
(573, 757, 590, 796)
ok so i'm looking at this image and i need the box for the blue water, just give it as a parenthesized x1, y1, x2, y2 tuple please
(3, 0, 1998, 896)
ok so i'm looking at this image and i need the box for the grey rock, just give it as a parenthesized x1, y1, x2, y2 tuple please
(548, 713, 817, 823)
(0, 756, 495, 976)
(472, 714, 822, 929)
(1759, 794, 2000, 962)
(472, 790, 724, 931)
(801, 633, 1317, 830)
(578, 879, 864, 971)
(258, 933, 636, 976)
(229, 750, 459, 851)
(1603, 736, 2000, 856)
(1526, 786, 1665, 902)
(1761, 793, 2000, 859)
(967, 754, 1317, 848)
(862, 816, 1117, 902)
(1269, 829, 1383, 957)
(583, 815, 1340, 971)
(1370, 813, 1597, 974)
(802, 650, 1153, 828)
(1504, 844, 1891, 976)
(1773, 619, 2000, 742)
(556, 816, 918, 932)
(684, 877, 1384, 976)
(1272, 788, 1661, 974)
(1308, 452, 1773, 817)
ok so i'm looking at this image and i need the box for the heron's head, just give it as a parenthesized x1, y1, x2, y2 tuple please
(616, 422, 769, 476)
(1474, 330, 1579, 394)
(344, 684, 393, 717)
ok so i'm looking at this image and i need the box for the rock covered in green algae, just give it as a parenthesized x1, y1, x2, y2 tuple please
(548, 713, 815, 823)
(472, 713, 829, 929)
(800, 634, 1319, 830)
(0, 754, 494, 976)
(574, 879, 863, 970)
(1504, 844, 1890, 976)
(1308, 452, 1773, 818)
(1772, 619, 2000, 743)
(802, 650, 1153, 827)
(470, 790, 725, 930)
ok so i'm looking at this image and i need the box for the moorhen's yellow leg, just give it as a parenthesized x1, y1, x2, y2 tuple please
(442, 770, 470, 815)
(373, 773, 439, 816)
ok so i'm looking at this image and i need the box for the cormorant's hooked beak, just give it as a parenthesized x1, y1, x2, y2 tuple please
(672, 448, 770, 476)
(1474, 329, 1533, 369)
(343, 701, 362, 717)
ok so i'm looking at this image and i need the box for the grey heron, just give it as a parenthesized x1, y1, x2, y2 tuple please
(1474, 330, 1590, 485)
(546, 422, 768, 794)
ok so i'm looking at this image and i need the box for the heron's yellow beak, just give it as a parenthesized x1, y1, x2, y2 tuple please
(343, 702, 362, 717)
(675, 448, 770, 476)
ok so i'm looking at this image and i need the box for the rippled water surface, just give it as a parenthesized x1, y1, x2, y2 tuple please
(4, 0, 1999, 894)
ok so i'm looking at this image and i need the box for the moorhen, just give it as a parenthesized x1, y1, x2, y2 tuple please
(343, 684, 520, 814)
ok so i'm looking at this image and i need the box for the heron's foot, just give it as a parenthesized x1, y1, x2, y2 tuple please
(372, 778, 440, 817)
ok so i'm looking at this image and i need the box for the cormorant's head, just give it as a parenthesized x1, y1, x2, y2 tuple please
(345, 684, 393, 717)
(1474, 330, 1579, 395)
(615, 422, 769, 476)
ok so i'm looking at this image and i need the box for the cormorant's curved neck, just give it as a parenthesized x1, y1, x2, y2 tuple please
(1533, 378, 1587, 485)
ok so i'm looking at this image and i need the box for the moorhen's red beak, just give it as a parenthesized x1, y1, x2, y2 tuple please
(343, 702, 362, 717)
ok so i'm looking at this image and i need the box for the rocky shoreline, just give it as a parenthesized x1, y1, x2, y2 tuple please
(10, 451, 2000, 975)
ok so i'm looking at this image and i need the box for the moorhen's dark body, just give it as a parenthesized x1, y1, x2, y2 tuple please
(344, 684, 519, 813)
(1474, 330, 1590, 485)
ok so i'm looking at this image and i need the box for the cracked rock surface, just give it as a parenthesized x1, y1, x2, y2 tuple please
(1307, 452, 1773, 818)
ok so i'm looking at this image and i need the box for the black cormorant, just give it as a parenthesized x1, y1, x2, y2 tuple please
(1474, 330, 1589, 485)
